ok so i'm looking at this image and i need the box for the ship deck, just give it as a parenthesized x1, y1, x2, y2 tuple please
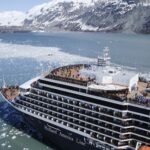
(47, 64, 92, 86)
(46, 64, 150, 106)
(50, 64, 91, 82)
(128, 81, 150, 106)
(1, 86, 20, 101)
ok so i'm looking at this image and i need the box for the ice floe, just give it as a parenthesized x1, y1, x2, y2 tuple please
(0, 42, 93, 66)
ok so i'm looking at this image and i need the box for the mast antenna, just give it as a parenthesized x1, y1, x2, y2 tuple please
(97, 47, 111, 66)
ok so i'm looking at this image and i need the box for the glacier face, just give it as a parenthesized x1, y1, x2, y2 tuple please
(0, 0, 150, 33)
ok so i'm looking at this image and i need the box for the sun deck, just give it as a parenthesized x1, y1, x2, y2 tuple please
(46, 64, 93, 86)
(1, 86, 20, 101)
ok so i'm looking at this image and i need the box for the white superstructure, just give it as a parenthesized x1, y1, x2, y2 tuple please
(81, 48, 139, 92)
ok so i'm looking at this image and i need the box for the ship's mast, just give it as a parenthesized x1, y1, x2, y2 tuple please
(97, 47, 111, 66)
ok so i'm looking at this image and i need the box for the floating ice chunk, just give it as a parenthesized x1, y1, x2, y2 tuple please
(27, 135, 31, 138)
(15, 131, 23, 135)
(8, 145, 12, 148)
(12, 136, 16, 140)
(0, 43, 93, 65)
(0, 132, 6, 138)
(23, 148, 29, 150)
(1, 142, 6, 147)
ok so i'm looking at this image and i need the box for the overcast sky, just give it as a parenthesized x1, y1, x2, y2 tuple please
(0, 0, 49, 12)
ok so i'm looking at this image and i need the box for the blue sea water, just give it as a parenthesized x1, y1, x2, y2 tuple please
(0, 32, 149, 150)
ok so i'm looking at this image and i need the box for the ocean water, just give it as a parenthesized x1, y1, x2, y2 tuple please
(0, 32, 149, 150)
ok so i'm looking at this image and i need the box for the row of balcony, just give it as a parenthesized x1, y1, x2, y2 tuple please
(31, 88, 129, 120)
(27, 92, 150, 138)
(32, 86, 150, 124)
(28, 91, 132, 129)
(16, 96, 133, 141)
(14, 99, 129, 148)
(16, 96, 124, 137)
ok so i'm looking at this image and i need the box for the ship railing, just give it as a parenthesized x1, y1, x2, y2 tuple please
(47, 74, 89, 86)
(88, 89, 128, 102)
(50, 64, 90, 74)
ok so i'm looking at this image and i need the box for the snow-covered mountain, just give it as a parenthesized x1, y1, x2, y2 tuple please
(23, 0, 150, 33)
(0, 0, 150, 33)
(0, 11, 25, 26)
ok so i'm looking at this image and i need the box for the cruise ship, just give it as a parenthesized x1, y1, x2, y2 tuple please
(1, 47, 150, 150)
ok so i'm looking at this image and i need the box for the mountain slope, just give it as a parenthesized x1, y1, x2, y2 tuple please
(23, 0, 150, 33)
(0, 11, 25, 26)
(0, 0, 150, 33)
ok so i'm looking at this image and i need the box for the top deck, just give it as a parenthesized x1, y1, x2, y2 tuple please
(46, 64, 150, 107)
(47, 64, 136, 91)
(47, 64, 92, 86)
